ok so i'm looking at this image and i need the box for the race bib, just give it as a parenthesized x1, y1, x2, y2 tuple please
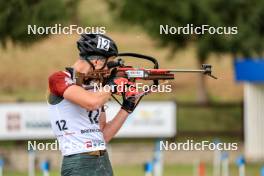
(97, 36, 110, 51)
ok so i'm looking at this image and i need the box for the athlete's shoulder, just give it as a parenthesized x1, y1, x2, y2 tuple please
(48, 71, 74, 97)
(48, 71, 71, 83)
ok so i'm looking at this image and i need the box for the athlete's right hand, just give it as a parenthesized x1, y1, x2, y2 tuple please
(105, 77, 129, 94)
(106, 72, 128, 94)
(104, 68, 128, 93)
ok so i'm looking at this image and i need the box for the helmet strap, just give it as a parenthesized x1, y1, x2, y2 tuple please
(82, 55, 109, 70)
(81, 56, 95, 70)
(86, 59, 96, 70)
(99, 57, 109, 70)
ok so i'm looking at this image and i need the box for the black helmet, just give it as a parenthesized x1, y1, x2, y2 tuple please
(77, 34, 118, 59)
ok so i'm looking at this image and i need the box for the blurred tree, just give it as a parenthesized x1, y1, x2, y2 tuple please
(107, 0, 264, 103)
(0, 0, 80, 47)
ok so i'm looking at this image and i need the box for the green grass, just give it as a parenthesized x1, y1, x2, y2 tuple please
(178, 105, 242, 132)
(3, 164, 263, 176)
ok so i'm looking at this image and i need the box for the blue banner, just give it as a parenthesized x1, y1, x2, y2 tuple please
(234, 59, 264, 83)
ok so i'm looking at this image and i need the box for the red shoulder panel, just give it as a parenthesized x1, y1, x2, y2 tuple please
(48, 71, 74, 97)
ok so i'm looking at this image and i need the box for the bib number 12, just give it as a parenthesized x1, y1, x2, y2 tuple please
(97, 36, 110, 51)
(88, 109, 99, 124)
(55, 120, 68, 131)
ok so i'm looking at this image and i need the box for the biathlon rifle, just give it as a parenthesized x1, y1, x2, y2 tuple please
(75, 53, 217, 106)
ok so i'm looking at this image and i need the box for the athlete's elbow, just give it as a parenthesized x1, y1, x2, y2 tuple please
(85, 99, 104, 111)
(84, 99, 101, 111)
(103, 133, 112, 143)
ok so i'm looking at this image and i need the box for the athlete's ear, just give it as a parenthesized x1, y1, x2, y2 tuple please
(90, 59, 98, 66)
(94, 59, 100, 65)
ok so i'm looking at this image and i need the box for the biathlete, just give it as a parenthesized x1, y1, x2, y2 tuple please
(47, 33, 140, 176)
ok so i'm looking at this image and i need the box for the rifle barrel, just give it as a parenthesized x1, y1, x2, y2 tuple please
(167, 69, 206, 73)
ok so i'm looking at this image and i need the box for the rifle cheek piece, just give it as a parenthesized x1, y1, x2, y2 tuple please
(107, 58, 124, 69)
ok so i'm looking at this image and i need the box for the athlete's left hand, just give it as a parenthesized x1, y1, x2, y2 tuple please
(121, 97, 137, 114)
(121, 84, 142, 113)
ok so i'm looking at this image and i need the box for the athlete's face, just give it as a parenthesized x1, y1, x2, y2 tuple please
(92, 57, 115, 70)
(105, 57, 115, 70)
(91, 59, 105, 70)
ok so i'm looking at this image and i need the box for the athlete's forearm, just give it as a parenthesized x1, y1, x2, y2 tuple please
(64, 85, 111, 110)
(91, 90, 111, 109)
(102, 109, 129, 143)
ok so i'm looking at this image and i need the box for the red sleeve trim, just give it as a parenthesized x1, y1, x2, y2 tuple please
(48, 71, 74, 97)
